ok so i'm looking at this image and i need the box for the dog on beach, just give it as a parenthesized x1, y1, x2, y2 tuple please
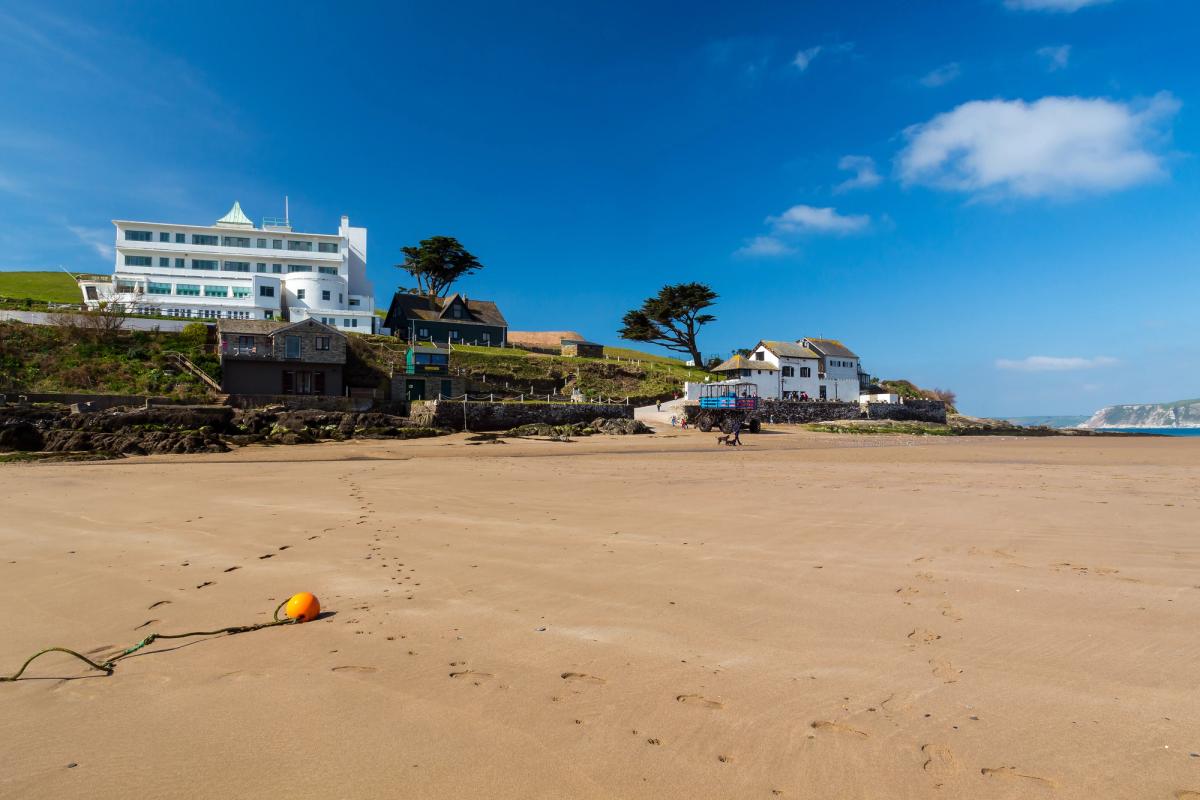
(716, 434, 736, 446)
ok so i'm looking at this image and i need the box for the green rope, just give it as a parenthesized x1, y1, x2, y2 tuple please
(1, 600, 294, 683)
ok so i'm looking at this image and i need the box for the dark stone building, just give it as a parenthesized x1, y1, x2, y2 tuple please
(383, 292, 508, 346)
(560, 339, 604, 358)
(217, 319, 346, 396)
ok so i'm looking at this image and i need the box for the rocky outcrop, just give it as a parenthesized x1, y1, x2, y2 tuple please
(411, 400, 634, 432)
(0, 421, 44, 451)
(504, 417, 652, 439)
(0, 402, 449, 458)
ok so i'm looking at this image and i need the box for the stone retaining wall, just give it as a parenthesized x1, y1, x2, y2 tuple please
(685, 399, 948, 426)
(410, 400, 633, 431)
(756, 399, 947, 425)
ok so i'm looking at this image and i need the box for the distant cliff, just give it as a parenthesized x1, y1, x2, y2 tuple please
(1080, 398, 1200, 429)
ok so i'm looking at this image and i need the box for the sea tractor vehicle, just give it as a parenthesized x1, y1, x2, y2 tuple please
(688, 382, 762, 433)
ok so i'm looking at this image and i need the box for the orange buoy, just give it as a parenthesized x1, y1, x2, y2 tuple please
(285, 592, 321, 623)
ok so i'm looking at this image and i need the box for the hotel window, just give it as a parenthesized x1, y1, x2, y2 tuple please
(286, 240, 313, 252)
(148, 282, 172, 295)
(285, 336, 301, 359)
(318, 266, 337, 275)
(321, 290, 330, 301)
(297, 289, 306, 299)
(256, 238, 267, 248)
(338, 293, 343, 303)
(256, 263, 266, 273)
(222, 236, 251, 247)
(232, 286, 251, 298)
(124, 255, 152, 266)
(159, 257, 171, 267)
(271, 264, 282, 274)
(344, 319, 353, 327)
(204, 285, 228, 297)
(222, 261, 250, 272)
(782, 366, 794, 377)
(174, 258, 185, 268)
(115, 280, 139, 293)
(192, 234, 218, 245)
(158, 232, 170, 242)
(271, 239, 282, 250)
(318, 242, 338, 253)
(800, 367, 811, 378)
(348, 298, 359, 306)
(191, 259, 218, 270)
(259, 286, 275, 297)
(175, 233, 186, 243)
(176, 284, 200, 296)
(125, 230, 152, 241)
(287, 264, 311, 273)
(264, 310, 274, 320)
(314, 336, 331, 351)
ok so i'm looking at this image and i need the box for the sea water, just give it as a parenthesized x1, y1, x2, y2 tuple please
(1096, 428, 1200, 437)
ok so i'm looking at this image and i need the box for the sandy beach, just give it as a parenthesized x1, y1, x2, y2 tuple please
(2, 428, 1198, 799)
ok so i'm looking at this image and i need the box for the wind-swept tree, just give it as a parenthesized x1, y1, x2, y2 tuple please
(396, 236, 482, 298)
(618, 282, 717, 366)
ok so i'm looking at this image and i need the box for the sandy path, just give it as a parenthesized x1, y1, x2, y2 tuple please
(1, 430, 1198, 798)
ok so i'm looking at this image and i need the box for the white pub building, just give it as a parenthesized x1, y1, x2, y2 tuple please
(79, 202, 376, 332)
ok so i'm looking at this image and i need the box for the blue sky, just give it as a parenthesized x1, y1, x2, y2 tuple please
(0, 0, 1196, 416)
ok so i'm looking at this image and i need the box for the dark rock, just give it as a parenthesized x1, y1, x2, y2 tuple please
(0, 421, 44, 451)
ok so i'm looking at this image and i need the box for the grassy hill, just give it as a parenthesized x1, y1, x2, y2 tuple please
(0, 321, 217, 398)
(352, 337, 708, 402)
(0, 271, 84, 305)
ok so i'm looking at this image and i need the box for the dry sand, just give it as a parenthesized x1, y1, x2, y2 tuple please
(1, 428, 1198, 799)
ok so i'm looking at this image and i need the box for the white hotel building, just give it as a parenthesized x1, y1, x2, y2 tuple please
(79, 202, 376, 332)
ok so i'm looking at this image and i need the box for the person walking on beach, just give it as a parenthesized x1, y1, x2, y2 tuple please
(656, 400, 662, 412)
(731, 419, 742, 446)
(669, 415, 677, 427)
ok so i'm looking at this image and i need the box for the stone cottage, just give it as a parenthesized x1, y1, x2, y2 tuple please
(216, 318, 346, 396)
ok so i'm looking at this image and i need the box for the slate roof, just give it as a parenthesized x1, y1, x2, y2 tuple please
(217, 318, 342, 338)
(712, 354, 779, 372)
(384, 292, 508, 329)
(802, 338, 858, 358)
(758, 340, 820, 359)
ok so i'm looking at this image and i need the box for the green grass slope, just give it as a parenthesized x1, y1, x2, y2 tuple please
(354, 337, 709, 401)
(0, 271, 83, 304)
(0, 321, 218, 398)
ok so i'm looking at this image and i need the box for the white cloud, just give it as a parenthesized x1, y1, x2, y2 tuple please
(67, 225, 115, 260)
(734, 236, 796, 258)
(793, 46, 822, 72)
(1004, 0, 1113, 10)
(734, 204, 870, 258)
(919, 62, 962, 88)
(835, 155, 882, 192)
(996, 356, 1119, 371)
(1038, 44, 1071, 71)
(793, 42, 853, 72)
(898, 93, 1179, 199)
(768, 205, 870, 234)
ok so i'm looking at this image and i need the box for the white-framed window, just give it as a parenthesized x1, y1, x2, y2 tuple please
(782, 366, 794, 377)
(800, 367, 811, 378)
(321, 290, 331, 301)
(297, 289, 306, 299)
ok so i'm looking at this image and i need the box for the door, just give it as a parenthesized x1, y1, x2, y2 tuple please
(440, 379, 453, 398)
(313, 371, 326, 395)
(819, 384, 827, 400)
(406, 379, 425, 401)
